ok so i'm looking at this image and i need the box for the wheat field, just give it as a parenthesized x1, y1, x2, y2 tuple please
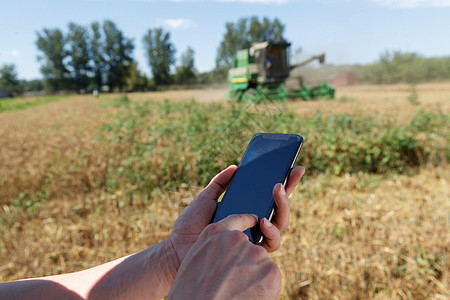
(0, 83, 449, 299)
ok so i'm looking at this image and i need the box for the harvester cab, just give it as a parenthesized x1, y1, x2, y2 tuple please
(252, 41, 291, 85)
(227, 41, 334, 103)
(228, 41, 290, 91)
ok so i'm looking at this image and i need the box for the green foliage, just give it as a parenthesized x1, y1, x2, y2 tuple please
(196, 69, 227, 85)
(9, 175, 52, 214)
(358, 50, 450, 84)
(67, 23, 91, 91)
(90, 21, 104, 90)
(126, 62, 150, 92)
(100, 100, 449, 195)
(216, 16, 286, 70)
(408, 84, 419, 105)
(143, 28, 176, 86)
(0, 95, 70, 113)
(174, 47, 197, 85)
(102, 20, 135, 92)
(337, 96, 356, 103)
(0, 64, 21, 95)
(20, 79, 44, 92)
(36, 20, 134, 92)
(113, 94, 130, 106)
(36, 28, 69, 91)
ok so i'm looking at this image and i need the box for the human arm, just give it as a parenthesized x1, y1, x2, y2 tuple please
(0, 165, 305, 299)
(0, 238, 178, 300)
(168, 165, 305, 264)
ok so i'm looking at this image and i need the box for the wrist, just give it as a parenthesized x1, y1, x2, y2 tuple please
(147, 237, 180, 296)
(85, 239, 180, 300)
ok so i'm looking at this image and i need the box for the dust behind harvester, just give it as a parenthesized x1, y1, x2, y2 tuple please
(227, 41, 335, 103)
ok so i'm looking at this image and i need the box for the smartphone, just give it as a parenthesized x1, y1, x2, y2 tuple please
(211, 133, 303, 244)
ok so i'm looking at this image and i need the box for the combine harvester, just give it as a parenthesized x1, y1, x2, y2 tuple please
(227, 41, 335, 103)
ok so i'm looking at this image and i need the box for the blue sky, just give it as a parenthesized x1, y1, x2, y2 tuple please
(1, 0, 449, 80)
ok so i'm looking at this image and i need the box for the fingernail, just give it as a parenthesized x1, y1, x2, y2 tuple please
(251, 214, 259, 221)
(281, 184, 286, 196)
(274, 183, 281, 192)
(263, 218, 273, 227)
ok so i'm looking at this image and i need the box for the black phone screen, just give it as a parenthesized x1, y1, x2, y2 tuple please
(212, 133, 303, 243)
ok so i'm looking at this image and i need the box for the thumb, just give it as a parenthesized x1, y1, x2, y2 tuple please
(191, 165, 237, 215)
(218, 214, 259, 232)
(201, 165, 237, 200)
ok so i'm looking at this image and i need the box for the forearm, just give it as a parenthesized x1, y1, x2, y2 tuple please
(87, 238, 178, 299)
(0, 239, 178, 300)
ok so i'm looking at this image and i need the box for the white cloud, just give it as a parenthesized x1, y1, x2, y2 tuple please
(11, 50, 20, 57)
(160, 18, 195, 29)
(371, 0, 450, 7)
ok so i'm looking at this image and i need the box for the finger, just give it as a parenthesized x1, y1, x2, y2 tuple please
(191, 165, 237, 214)
(271, 183, 289, 232)
(285, 166, 305, 196)
(260, 218, 281, 252)
(199, 165, 237, 201)
(219, 214, 259, 232)
(181, 165, 237, 229)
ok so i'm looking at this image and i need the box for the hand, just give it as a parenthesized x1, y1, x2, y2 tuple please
(167, 165, 305, 276)
(0, 166, 304, 300)
(168, 214, 281, 300)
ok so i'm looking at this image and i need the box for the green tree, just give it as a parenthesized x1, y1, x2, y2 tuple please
(196, 69, 227, 85)
(67, 22, 91, 91)
(356, 50, 450, 84)
(143, 28, 176, 86)
(21, 79, 44, 92)
(102, 20, 134, 91)
(215, 16, 286, 70)
(36, 28, 69, 91)
(174, 46, 197, 85)
(0, 64, 21, 94)
(90, 22, 104, 90)
(126, 62, 149, 91)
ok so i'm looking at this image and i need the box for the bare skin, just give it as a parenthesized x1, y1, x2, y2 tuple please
(0, 165, 305, 300)
(168, 214, 282, 300)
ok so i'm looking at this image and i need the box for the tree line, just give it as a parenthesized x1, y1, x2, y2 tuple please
(0, 16, 286, 95)
(35, 20, 173, 92)
(3, 16, 449, 96)
(356, 50, 450, 84)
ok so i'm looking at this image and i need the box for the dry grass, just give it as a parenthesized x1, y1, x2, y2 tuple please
(123, 88, 228, 103)
(278, 168, 449, 299)
(289, 82, 450, 124)
(0, 83, 449, 299)
(0, 96, 115, 204)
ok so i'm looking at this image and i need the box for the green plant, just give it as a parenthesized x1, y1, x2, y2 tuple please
(98, 99, 449, 197)
(337, 96, 356, 103)
(0, 95, 71, 113)
(408, 84, 419, 105)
